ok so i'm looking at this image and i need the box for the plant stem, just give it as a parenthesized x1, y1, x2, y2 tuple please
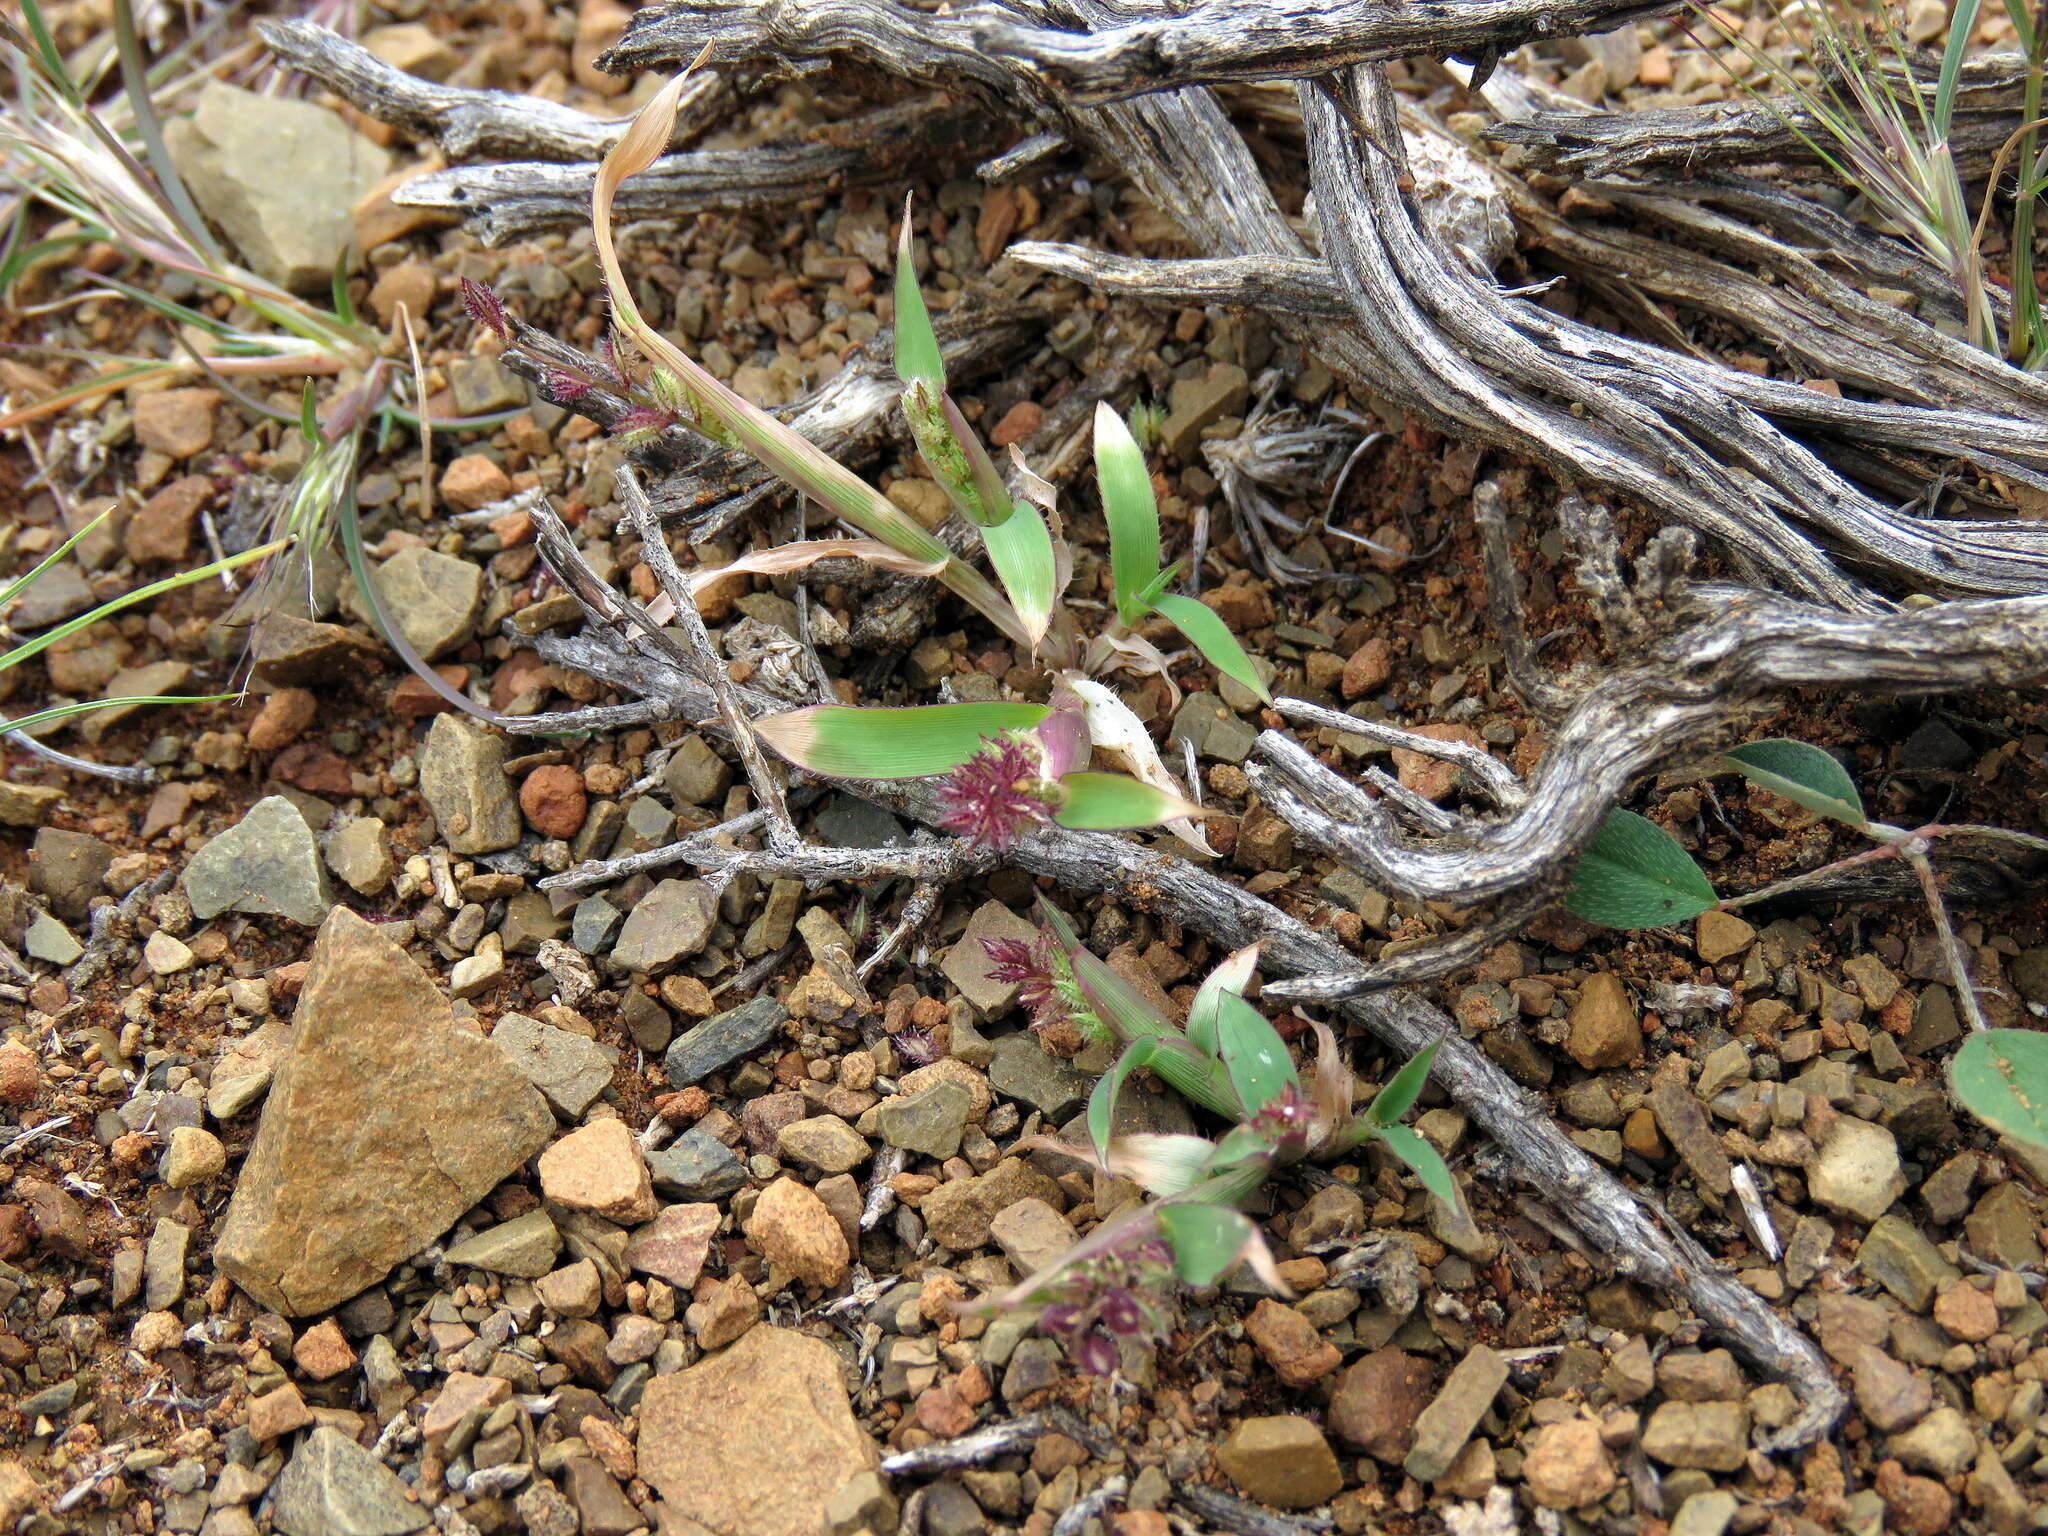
(1901, 838, 1993, 1031)
(2011, 0, 2048, 364)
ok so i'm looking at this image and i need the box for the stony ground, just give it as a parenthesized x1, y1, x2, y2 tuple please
(2, 3, 2048, 1536)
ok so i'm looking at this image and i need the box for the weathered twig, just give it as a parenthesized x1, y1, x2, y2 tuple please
(258, 18, 728, 162)
(394, 98, 986, 245)
(603, 0, 1682, 110)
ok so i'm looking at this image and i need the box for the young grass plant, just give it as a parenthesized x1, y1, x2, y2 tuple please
(969, 899, 1452, 1369)
(1691, 0, 2034, 359)
(1562, 737, 2048, 1151)
(532, 65, 1273, 845)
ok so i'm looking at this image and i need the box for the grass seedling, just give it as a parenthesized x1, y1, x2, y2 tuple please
(467, 64, 1275, 844)
(1563, 737, 2048, 1152)
(966, 899, 1451, 1369)
(1691, 0, 2017, 357)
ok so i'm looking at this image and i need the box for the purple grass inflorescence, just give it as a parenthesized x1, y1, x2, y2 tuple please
(937, 736, 1055, 849)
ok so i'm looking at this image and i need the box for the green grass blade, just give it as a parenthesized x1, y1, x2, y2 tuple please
(1215, 992, 1297, 1117)
(1149, 592, 1270, 703)
(1087, 1037, 1156, 1159)
(893, 199, 944, 389)
(1053, 770, 1204, 832)
(1934, 0, 1985, 135)
(1158, 1205, 1258, 1287)
(0, 507, 114, 611)
(1376, 1123, 1459, 1209)
(1186, 944, 1258, 1058)
(752, 702, 1048, 779)
(1367, 1035, 1442, 1127)
(110, 0, 226, 270)
(2, 693, 237, 737)
(1, 539, 284, 674)
(977, 495, 1058, 643)
(1094, 401, 1159, 625)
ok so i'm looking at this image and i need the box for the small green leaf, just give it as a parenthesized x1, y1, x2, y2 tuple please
(1564, 809, 1718, 930)
(1158, 1205, 1257, 1287)
(1215, 992, 1298, 1116)
(1149, 592, 1271, 703)
(1053, 771, 1205, 832)
(299, 381, 321, 445)
(752, 702, 1048, 779)
(981, 499, 1059, 648)
(1088, 1037, 1155, 1158)
(1186, 944, 1259, 1058)
(1367, 1036, 1442, 1127)
(1950, 1028, 2048, 1152)
(1094, 401, 1160, 625)
(893, 201, 944, 389)
(1723, 739, 1866, 828)
(1377, 1123, 1459, 1209)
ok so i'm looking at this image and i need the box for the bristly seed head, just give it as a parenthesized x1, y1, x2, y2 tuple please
(981, 932, 1064, 1029)
(459, 278, 512, 342)
(894, 1027, 939, 1067)
(938, 736, 1055, 850)
(543, 368, 595, 403)
(611, 405, 677, 443)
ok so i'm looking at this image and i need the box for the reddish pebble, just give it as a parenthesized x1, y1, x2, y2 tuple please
(0, 1043, 38, 1106)
(441, 453, 511, 510)
(1340, 637, 1392, 699)
(247, 687, 317, 753)
(520, 764, 588, 839)
(0, 1206, 30, 1263)
(390, 665, 473, 718)
(989, 400, 1042, 448)
(271, 742, 354, 797)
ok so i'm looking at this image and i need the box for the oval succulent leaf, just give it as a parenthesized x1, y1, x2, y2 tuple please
(1052, 771, 1207, 832)
(1148, 591, 1271, 703)
(1950, 1028, 2048, 1152)
(1723, 738, 1866, 828)
(752, 702, 1048, 779)
(1087, 1037, 1155, 1158)
(1093, 401, 1161, 625)
(1104, 1133, 1221, 1198)
(1564, 808, 1717, 930)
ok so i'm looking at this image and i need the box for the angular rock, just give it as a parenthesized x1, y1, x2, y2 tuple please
(1852, 1345, 1932, 1432)
(1214, 1416, 1342, 1509)
(1566, 973, 1639, 1069)
(625, 1202, 720, 1289)
(325, 817, 395, 897)
(214, 909, 553, 1314)
(1641, 1401, 1750, 1471)
(357, 546, 483, 662)
(1649, 1080, 1733, 1196)
(610, 878, 717, 974)
(252, 613, 383, 688)
(1889, 1406, 1977, 1477)
(167, 83, 392, 293)
(1329, 1348, 1434, 1462)
(1243, 1298, 1342, 1388)
(988, 1034, 1090, 1120)
(664, 996, 788, 1085)
(538, 1118, 655, 1224)
(941, 902, 1042, 1016)
(418, 715, 520, 856)
(988, 1197, 1075, 1276)
(1656, 1349, 1744, 1403)
(1859, 1214, 1959, 1313)
(920, 1159, 1062, 1251)
(647, 1129, 747, 1200)
(444, 1209, 560, 1278)
(777, 1116, 870, 1175)
(877, 1081, 974, 1160)
(184, 795, 334, 927)
(1405, 1344, 1509, 1483)
(1522, 1419, 1617, 1510)
(270, 1425, 430, 1536)
(1809, 1116, 1905, 1224)
(638, 1327, 876, 1536)
(31, 827, 111, 921)
(491, 1012, 614, 1119)
(745, 1176, 849, 1288)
